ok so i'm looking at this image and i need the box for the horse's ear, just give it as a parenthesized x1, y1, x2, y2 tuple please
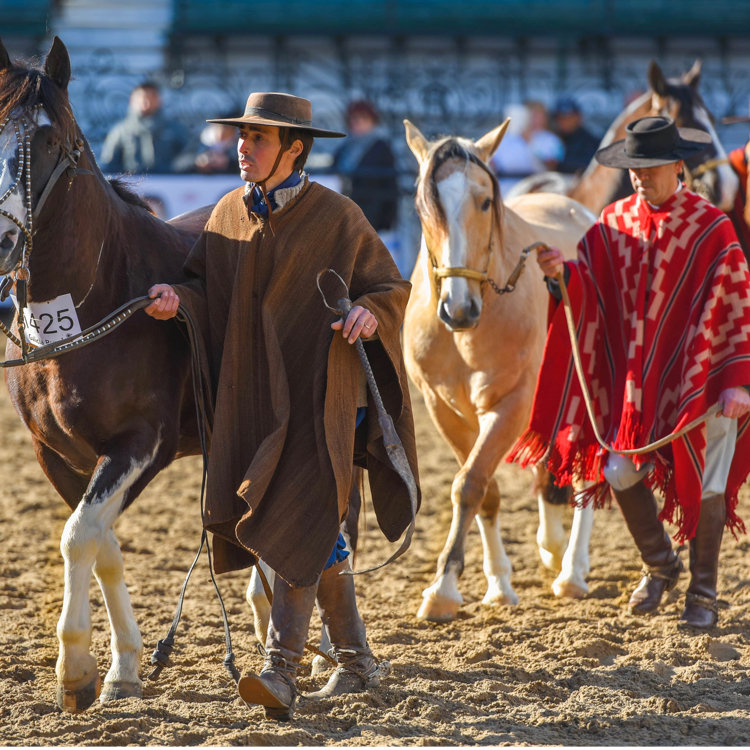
(404, 119, 429, 164)
(683, 59, 702, 90)
(474, 118, 510, 163)
(647, 60, 669, 97)
(44, 36, 71, 91)
(0, 39, 11, 72)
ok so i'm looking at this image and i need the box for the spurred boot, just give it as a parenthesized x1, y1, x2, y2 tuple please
(679, 494, 726, 630)
(238, 574, 318, 721)
(306, 558, 385, 700)
(612, 482, 683, 614)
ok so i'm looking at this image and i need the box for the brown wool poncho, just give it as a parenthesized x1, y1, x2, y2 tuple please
(174, 179, 420, 586)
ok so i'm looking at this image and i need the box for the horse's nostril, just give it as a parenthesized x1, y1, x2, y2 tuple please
(0, 230, 18, 251)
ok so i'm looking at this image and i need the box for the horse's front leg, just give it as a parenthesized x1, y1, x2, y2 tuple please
(56, 436, 160, 713)
(418, 405, 518, 622)
(95, 527, 143, 702)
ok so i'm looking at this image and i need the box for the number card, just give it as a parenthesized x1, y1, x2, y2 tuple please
(12, 293, 83, 347)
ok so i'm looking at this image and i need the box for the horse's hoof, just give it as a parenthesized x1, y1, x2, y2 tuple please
(56, 672, 101, 713)
(481, 589, 520, 607)
(417, 595, 459, 622)
(538, 545, 563, 573)
(99, 679, 142, 703)
(552, 576, 588, 599)
(311, 654, 331, 677)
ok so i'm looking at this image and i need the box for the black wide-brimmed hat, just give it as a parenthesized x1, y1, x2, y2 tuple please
(207, 92, 345, 138)
(595, 116, 711, 168)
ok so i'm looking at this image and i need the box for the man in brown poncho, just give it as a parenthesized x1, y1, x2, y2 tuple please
(145, 92, 420, 720)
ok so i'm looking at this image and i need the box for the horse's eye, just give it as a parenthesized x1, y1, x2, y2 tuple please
(481, 198, 493, 212)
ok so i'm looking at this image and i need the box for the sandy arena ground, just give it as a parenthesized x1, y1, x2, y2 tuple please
(0, 375, 749, 746)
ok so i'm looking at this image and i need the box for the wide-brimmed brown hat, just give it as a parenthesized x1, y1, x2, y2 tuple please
(207, 92, 345, 138)
(595, 116, 711, 168)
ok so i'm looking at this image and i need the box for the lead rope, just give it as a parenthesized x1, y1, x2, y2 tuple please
(530, 241, 720, 455)
(148, 301, 240, 686)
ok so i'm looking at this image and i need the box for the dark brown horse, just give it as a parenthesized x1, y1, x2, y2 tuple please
(509, 60, 738, 216)
(0, 37, 211, 713)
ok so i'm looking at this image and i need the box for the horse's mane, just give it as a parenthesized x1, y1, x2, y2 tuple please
(106, 177, 155, 213)
(0, 61, 77, 145)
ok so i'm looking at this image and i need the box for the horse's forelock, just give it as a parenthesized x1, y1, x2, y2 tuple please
(417, 138, 482, 233)
(0, 64, 76, 144)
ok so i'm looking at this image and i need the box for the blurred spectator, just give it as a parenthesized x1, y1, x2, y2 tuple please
(192, 120, 239, 174)
(332, 99, 398, 233)
(99, 81, 191, 174)
(724, 105, 750, 257)
(490, 101, 564, 178)
(552, 96, 600, 174)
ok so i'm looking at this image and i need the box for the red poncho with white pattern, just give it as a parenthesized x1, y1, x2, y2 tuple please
(508, 187, 750, 541)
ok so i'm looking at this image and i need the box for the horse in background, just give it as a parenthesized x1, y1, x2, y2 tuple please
(0, 37, 213, 713)
(508, 60, 738, 217)
(403, 119, 596, 622)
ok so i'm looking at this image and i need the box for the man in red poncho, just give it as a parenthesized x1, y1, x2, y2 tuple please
(509, 116, 750, 630)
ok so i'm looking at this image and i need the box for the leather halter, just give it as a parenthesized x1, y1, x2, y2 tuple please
(0, 105, 87, 358)
(419, 141, 529, 299)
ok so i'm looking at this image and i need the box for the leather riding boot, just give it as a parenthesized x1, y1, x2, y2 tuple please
(238, 574, 318, 721)
(307, 559, 385, 700)
(679, 494, 726, 630)
(612, 482, 683, 615)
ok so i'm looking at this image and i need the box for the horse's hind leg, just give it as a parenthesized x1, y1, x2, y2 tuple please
(534, 465, 592, 598)
(552, 495, 593, 599)
(56, 435, 159, 712)
(95, 527, 143, 702)
(475, 477, 517, 607)
(534, 464, 569, 573)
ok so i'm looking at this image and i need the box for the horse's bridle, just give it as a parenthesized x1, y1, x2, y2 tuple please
(420, 143, 530, 299)
(0, 105, 86, 357)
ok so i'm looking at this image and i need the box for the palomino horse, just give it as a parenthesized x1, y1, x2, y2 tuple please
(0, 38, 210, 712)
(509, 60, 738, 216)
(403, 119, 596, 622)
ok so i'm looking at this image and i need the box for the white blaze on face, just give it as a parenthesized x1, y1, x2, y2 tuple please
(436, 170, 473, 314)
(0, 122, 25, 248)
(692, 103, 739, 211)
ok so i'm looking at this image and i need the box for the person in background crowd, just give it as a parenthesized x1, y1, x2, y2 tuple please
(510, 116, 750, 632)
(332, 99, 398, 234)
(491, 101, 563, 178)
(192, 119, 239, 174)
(552, 95, 600, 175)
(144, 92, 419, 721)
(99, 81, 191, 174)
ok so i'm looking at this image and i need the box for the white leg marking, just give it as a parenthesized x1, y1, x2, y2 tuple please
(417, 561, 463, 622)
(552, 501, 594, 599)
(536, 496, 566, 573)
(476, 514, 518, 606)
(95, 528, 143, 692)
(57, 447, 159, 691)
(247, 560, 274, 647)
